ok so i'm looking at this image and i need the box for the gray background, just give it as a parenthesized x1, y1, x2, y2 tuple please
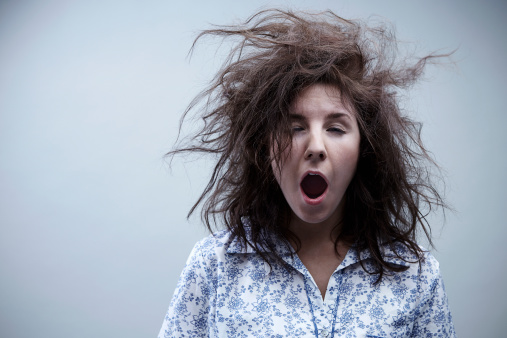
(1, 0, 506, 337)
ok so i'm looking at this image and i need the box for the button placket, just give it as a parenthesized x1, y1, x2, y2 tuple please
(326, 269, 344, 337)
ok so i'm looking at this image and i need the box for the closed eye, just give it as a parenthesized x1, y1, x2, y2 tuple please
(292, 126, 305, 132)
(327, 127, 345, 133)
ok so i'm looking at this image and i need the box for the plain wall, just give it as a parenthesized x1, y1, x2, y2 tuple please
(1, 0, 506, 337)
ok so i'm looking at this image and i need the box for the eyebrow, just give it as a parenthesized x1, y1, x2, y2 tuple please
(289, 112, 352, 121)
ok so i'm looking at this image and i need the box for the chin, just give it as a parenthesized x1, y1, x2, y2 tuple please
(293, 208, 337, 226)
(290, 194, 344, 227)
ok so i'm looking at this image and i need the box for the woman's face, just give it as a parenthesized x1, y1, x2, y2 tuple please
(271, 83, 361, 228)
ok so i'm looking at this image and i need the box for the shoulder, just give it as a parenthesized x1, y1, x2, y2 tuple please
(374, 243, 450, 312)
(382, 242, 441, 272)
(419, 249, 442, 277)
(376, 242, 444, 292)
(173, 231, 235, 293)
(417, 250, 445, 296)
(387, 244, 445, 296)
(189, 230, 236, 262)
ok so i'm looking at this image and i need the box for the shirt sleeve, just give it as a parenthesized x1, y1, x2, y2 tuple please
(158, 240, 214, 338)
(411, 258, 456, 337)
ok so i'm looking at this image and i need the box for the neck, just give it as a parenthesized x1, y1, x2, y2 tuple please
(288, 202, 344, 249)
(290, 218, 340, 244)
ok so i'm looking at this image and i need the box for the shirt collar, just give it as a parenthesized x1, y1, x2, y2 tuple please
(226, 230, 413, 268)
(226, 230, 293, 255)
(341, 243, 413, 269)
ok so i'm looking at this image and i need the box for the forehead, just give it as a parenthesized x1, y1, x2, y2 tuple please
(290, 83, 355, 118)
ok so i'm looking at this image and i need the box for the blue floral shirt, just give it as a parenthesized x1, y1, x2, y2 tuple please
(159, 231, 455, 337)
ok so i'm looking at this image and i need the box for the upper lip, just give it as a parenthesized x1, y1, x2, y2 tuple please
(299, 170, 329, 186)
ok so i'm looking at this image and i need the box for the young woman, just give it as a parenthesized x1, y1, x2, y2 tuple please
(159, 9, 455, 337)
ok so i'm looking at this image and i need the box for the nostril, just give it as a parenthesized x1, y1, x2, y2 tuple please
(305, 150, 325, 159)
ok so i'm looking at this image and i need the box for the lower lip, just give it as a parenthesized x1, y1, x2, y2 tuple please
(301, 186, 328, 205)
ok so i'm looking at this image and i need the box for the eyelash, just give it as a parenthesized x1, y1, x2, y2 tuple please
(291, 126, 345, 134)
(327, 127, 345, 134)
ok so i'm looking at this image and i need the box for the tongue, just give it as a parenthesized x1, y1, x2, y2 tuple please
(301, 174, 327, 199)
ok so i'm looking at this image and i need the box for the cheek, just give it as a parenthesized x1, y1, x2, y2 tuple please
(345, 142, 360, 163)
(332, 139, 360, 174)
(342, 131, 361, 157)
(270, 142, 296, 185)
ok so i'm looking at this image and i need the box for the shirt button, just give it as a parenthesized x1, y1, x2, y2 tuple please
(321, 329, 329, 337)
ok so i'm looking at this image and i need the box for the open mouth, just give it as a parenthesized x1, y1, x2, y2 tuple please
(301, 173, 328, 199)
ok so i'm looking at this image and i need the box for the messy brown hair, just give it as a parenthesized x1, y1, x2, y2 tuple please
(169, 9, 448, 283)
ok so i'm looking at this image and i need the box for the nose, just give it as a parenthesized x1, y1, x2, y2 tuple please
(304, 131, 327, 161)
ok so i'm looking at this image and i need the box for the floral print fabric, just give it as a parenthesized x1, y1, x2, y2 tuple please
(159, 231, 455, 337)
